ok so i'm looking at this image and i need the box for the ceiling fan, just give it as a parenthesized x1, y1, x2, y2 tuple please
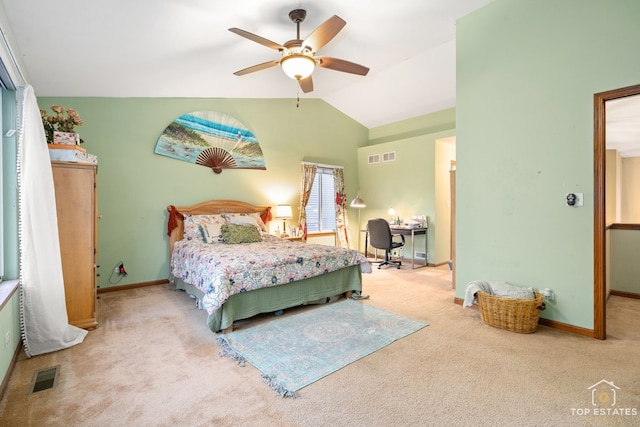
(229, 9, 369, 93)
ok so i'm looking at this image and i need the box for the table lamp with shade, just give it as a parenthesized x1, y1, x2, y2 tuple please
(275, 204, 293, 237)
(350, 191, 366, 253)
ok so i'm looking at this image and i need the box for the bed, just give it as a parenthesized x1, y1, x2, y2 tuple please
(166, 199, 371, 332)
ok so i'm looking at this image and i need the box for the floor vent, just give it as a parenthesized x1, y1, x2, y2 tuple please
(30, 366, 60, 394)
(415, 251, 427, 259)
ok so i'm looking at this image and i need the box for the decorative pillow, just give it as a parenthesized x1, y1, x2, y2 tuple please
(221, 224, 263, 244)
(200, 222, 224, 244)
(224, 212, 268, 233)
(183, 214, 227, 242)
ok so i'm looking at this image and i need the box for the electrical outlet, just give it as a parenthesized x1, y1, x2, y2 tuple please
(540, 288, 556, 301)
(4, 331, 10, 348)
(114, 262, 126, 275)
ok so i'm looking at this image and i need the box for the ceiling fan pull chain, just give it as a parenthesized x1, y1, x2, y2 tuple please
(297, 85, 300, 108)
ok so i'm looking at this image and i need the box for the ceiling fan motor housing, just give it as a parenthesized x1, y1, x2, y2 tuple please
(289, 9, 307, 24)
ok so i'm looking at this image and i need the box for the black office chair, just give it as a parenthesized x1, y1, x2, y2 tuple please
(367, 218, 405, 269)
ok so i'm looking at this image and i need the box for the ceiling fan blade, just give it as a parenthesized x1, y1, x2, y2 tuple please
(302, 15, 346, 52)
(299, 76, 313, 93)
(318, 57, 369, 76)
(233, 60, 279, 76)
(228, 28, 283, 51)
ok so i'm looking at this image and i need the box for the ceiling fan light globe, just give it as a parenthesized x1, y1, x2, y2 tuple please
(281, 54, 316, 80)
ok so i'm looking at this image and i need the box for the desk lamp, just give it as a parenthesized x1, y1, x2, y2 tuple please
(388, 207, 396, 224)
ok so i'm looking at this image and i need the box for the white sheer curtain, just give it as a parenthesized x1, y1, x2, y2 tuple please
(17, 85, 87, 357)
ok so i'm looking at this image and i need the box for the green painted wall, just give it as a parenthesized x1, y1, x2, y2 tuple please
(456, 0, 640, 328)
(4, 1, 633, 389)
(0, 284, 20, 386)
(368, 107, 455, 146)
(37, 97, 369, 289)
(357, 127, 455, 265)
(609, 230, 640, 294)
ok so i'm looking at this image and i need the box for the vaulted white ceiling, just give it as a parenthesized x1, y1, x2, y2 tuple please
(1, 0, 638, 152)
(606, 95, 640, 158)
(0, 0, 492, 129)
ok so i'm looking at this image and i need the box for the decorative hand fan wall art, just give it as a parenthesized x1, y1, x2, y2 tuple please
(154, 111, 266, 174)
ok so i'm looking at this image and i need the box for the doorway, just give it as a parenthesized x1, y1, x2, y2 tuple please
(594, 83, 640, 340)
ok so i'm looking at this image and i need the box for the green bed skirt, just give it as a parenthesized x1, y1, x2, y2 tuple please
(173, 265, 363, 332)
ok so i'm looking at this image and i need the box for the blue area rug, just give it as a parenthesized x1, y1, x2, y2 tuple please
(217, 299, 428, 397)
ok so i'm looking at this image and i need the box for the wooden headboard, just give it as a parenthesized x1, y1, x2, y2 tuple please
(167, 200, 271, 257)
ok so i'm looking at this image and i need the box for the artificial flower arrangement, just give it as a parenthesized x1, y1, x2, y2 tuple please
(40, 105, 84, 144)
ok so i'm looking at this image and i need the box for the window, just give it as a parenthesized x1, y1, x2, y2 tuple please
(305, 167, 336, 232)
(1, 87, 19, 281)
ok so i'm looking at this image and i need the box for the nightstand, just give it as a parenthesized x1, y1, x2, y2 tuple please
(284, 236, 303, 242)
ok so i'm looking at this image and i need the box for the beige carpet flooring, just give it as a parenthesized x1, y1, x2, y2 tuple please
(1, 264, 639, 426)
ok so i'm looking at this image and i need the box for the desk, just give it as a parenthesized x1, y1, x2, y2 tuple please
(362, 226, 428, 269)
(390, 227, 428, 269)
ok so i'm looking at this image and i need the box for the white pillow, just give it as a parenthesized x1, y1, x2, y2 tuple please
(228, 215, 259, 227)
(200, 222, 224, 244)
(183, 214, 226, 242)
(225, 213, 267, 232)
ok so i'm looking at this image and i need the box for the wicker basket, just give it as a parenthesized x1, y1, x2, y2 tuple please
(477, 291, 545, 333)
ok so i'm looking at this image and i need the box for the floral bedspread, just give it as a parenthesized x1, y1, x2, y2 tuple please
(170, 234, 371, 316)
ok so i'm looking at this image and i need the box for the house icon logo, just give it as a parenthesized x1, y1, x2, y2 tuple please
(572, 380, 637, 419)
(588, 380, 620, 407)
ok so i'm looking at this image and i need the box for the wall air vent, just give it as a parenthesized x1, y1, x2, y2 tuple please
(382, 151, 396, 162)
(368, 154, 380, 164)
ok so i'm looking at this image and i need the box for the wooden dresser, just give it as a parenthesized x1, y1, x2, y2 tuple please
(51, 161, 98, 330)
